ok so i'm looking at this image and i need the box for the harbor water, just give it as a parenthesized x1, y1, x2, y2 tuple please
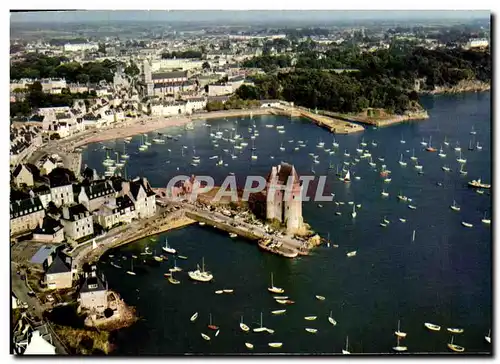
(82, 92, 492, 355)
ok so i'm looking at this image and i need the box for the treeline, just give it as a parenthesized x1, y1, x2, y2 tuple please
(161, 50, 202, 59)
(10, 81, 96, 118)
(242, 55, 293, 72)
(206, 97, 261, 112)
(236, 71, 418, 115)
(10, 54, 122, 84)
(236, 46, 490, 114)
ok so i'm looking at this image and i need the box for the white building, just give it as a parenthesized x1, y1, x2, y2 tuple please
(121, 178, 156, 219)
(466, 38, 489, 49)
(61, 204, 94, 241)
(63, 43, 99, 53)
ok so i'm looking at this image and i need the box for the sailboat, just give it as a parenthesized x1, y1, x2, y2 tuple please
(412, 230, 416, 242)
(240, 316, 250, 332)
(410, 149, 417, 161)
(188, 257, 213, 282)
(481, 212, 491, 225)
(332, 137, 339, 148)
(121, 143, 130, 159)
(395, 320, 407, 338)
(126, 260, 136, 276)
(459, 164, 467, 175)
(201, 333, 211, 341)
(253, 312, 269, 333)
(400, 134, 406, 144)
(208, 313, 219, 331)
(351, 204, 357, 218)
(279, 143, 285, 152)
(442, 165, 451, 172)
(168, 272, 180, 284)
(342, 336, 351, 354)
(485, 329, 491, 344)
(449, 200, 460, 212)
(420, 137, 428, 146)
(476, 141, 483, 150)
(328, 311, 337, 326)
(426, 136, 437, 152)
(437, 145, 446, 158)
(162, 238, 176, 254)
(456, 151, 466, 164)
(470, 125, 477, 135)
(381, 189, 389, 197)
(343, 170, 351, 183)
(268, 273, 284, 294)
(447, 336, 465, 352)
(393, 336, 408, 352)
(398, 154, 407, 166)
(468, 139, 475, 151)
(454, 142, 461, 152)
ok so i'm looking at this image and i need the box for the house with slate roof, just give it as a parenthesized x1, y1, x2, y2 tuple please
(93, 194, 136, 229)
(48, 169, 74, 207)
(10, 197, 45, 235)
(12, 164, 36, 187)
(44, 254, 73, 290)
(32, 216, 65, 243)
(61, 203, 94, 241)
(32, 185, 52, 208)
(79, 265, 108, 313)
(121, 177, 156, 219)
(74, 180, 116, 211)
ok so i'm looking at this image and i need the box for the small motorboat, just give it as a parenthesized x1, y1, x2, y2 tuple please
(201, 333, 211, 341)
(425, 322, 441, 331)
(347, 251, 357, 257)
(305, 328, 318, 333)
(168, 276, 180, 284)
(215, 290, 224, 294)
(461, 222, 473, 228)
(223, 289, 234, 293)
(274, 296, 288, 300)
(245, 343, 254, 349)
(315, 295, 326, 301)
(272, 309, 286, 315)
(190, 312, 199, 322)
(268, 343, 283, 348)
(447, 328, 464, 334)
(177, 255, 188, 260)
(304, 316, 317, 321)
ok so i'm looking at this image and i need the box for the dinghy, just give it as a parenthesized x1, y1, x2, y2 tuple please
(424, 322, 441, 331)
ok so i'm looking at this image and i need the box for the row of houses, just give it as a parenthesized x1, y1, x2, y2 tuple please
(11, 166, 157, 240)
(10, 124, 43, 166)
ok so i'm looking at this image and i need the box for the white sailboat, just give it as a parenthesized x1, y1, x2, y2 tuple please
(412, 230, 416, 242)
(328, 311, 337, 326)
(126, 260, 136, 276)
(476, 141, 483, 150)
(398, 154, 407, 167)
(481, 212, 491, 225)
(485, 329, 491, 344)
(438, 145, 447, 158)
(253, 312, 269, 333)
(450, 200, 460, 211)
(381, 189, 389, 197)
(162, 238, 176, 254)
(456, 150, 467, 164)
(444, 136, 449, 146)
(245, 342, 254, 349)
(395, 320, 407, 338)
(239, 316, 250, 332)
(393, 336, 408, 352)
(342, 336, 350, 354)
(343, 170, 351, 183)
(201, 333, 211, 341)
(459, 164, 467, 175)
(268, 273, 284, 294)
(447, 336, 465, 352)
(188, 257, 213, 282)
(410, 149, 417, 161)
(351, 204, 357, 218)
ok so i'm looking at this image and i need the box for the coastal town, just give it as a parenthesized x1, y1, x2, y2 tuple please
(9, 10, 491, 356)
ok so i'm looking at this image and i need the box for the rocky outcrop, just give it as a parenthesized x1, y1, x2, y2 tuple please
(421, 80, 490, 95)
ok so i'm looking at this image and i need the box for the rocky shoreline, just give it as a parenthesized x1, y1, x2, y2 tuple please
(419, 80, 490, 95)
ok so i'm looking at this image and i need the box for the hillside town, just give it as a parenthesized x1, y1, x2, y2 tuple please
(9, 12, 491, 356)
